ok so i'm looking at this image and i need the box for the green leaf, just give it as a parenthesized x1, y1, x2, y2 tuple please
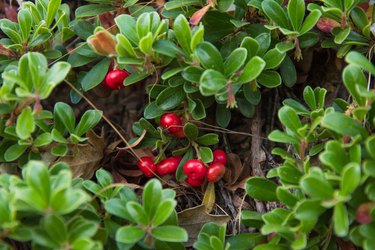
(136, 12, 151, 38)
(199, 69, 227, 96)
(240, 36, 259, 59)
(4, 144, 28, 162)
(321, 112, 367, 138)
(139, 32, 153, 55)
(340, 163, 360, 196)
(144, 102, 164, 119)
(216, 104, 231, 128)
(237, 56, 266, 84)
(34, 133, 53, 147)
(303, 86, 316, 110)
(124, 71, 149, 86)
(195, 42, 224, 72)
(151, 226, 188, 242)
(227, 233, 266, 250)
(246, 177, 278, 201)
(263, 48, 286, 69)
(18, 9, 32, 41)
(51, 144, 68, 156)
(156, 86, 185, 110)
(333, 203, 349, 237)
(165, 0, 202, 10)
(152, 199, 176, 226)
(75, 110, 102, 136)
(366, 136, 375, 159)
(46, 0, 62, 27)
(268, 130, 300, 144)
(196, 134, 219, 145)
(299, 9, 321, 35)
(262, 0, 290, 29)
(54, 102, 75, 133)
(81, 58, 110, 91)
(300, 175, 334, 199)
(42, 215, 68, 244)
(257, 71, 281, 88)
(224, 48, 247, 76)
(280, 55, 297, 87)
(287, 0, 305, 31)
(345, 51, 375, 76)
(115, 14, 138, 44)
(74, 20, 95, 40)
(278, 106, 302, 135)
(126, 202, 149, 225)
(334, 27, 351, 44)
(174, 15, 192, 53)
(183, 123, 199, 140)
(116, 226, 144, 244)
(154, 40, 185, 58)
(143, 179, 162, 218)
(41, 61, 71, 99)
(16, 107, 35, 140)
(199, 147, 213, 164)
(75, 4, 116, 18)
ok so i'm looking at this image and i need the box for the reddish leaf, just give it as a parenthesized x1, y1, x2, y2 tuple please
(317, 18, 340, 33)
(190, 5, 211, 27)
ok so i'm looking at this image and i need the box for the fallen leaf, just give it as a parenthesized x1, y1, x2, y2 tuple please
(178, 204, 230, 246)
(202, 182, 215, 213)
(117, 129, 146, 150)
(55, 130, 105, 179)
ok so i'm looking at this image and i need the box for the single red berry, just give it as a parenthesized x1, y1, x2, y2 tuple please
(157, 156, 182, 175)
(213, 149, 227, 165)
(186, 177, 204, 187)
(160, 112, 185, 138)
(183, 159, 206, 180)
(104, 69, 130, 90)
(206, 162, 226, 183)
(137, 156, 157, 177)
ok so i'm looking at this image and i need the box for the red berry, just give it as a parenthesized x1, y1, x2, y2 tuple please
(160, 113, 185, 138)
(213, 149, 227, 165)
(183, 159, 206, 180)
(104, 69, 130, 90)
(157, 156, 182, 175)
(137, 156, 157, 177)
(186, 177, 204, 187)
(206, 162, 226, 182)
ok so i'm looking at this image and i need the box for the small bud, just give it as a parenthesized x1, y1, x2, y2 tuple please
(87, 30, 117, 56)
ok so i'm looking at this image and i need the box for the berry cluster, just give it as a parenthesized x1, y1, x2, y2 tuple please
(183, 149, 227, 186)
(136, 149, 226, 187)
(137, 156, 182, 177)
(136, 112, 227, 187)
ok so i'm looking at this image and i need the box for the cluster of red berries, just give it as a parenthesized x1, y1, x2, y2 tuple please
(136, 149, 227, 187)
(137, 156, 182, 177)
(183, 149, 226, 186)
(101, 69, 130, 90)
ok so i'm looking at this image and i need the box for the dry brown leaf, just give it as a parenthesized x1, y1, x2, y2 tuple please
(223, 153, 250, 191)
(178, 204, 230, 246)
(55, 130, 105, 179)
